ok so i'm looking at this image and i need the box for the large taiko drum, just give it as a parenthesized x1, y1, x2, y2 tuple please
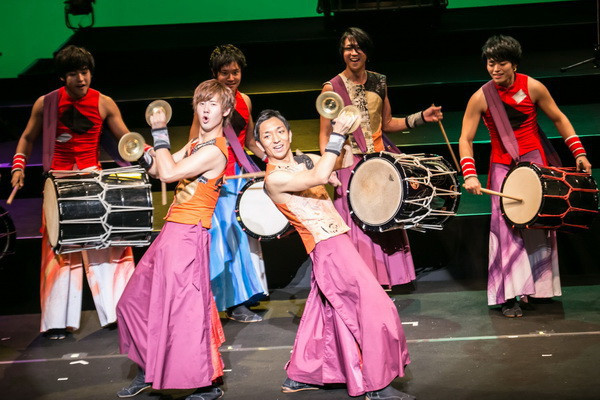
(348, 152, 461, 232)
(43, 166, 154, 254)
(0, 206, 16, 262)
(235, 178, 292, 240)
(500, 162, 598, 232)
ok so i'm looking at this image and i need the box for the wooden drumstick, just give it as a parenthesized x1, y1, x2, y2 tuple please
(161, 181, 167, 205)
(480, 188, 523, 202)
(225, 171, 266, 180)
(435, 116, 461, 171)
(6, 186, 19, 205)
(81, 250, 90, 268)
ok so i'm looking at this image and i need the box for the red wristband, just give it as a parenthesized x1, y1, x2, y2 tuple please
(565, 135, 587, 159)
(11, 153, 26, 173)
(460, 156, 477, 179)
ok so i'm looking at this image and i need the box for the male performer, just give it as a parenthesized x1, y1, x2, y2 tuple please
(458, 35, 592, 317)
(116, 79, 232, 400)
(189, 44, 267, 322)
(256, 109, 414, 400)
(320, 27, 443, 288)
(10, 45, 134, 339)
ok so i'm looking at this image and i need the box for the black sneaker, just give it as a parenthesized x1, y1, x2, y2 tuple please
(185, 386, 224, 399)
(117, 368, 151, 398)
(365, 384, 416, 400)
(226, 304, 262, 323)
(281, 377, 320, 393)
(44, 328, 67, 340)
(501, 298, 523, 318)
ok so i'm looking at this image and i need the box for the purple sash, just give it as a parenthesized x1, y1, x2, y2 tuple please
(223, 124, 260, 173)
(329, 75, 401, 155)
(482, 80, 561, 167)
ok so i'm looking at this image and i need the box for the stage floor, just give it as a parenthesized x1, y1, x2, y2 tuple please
(1, 278, 599, 400)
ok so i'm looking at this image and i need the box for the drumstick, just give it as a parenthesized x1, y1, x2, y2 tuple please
(161, 181, 167, 205)
(225, 171, 266, 180)
(480, 188, 523, 202)
(81, 250, 90, 268)
(6, 186, 19, 205)
(435, 113, 461, 171)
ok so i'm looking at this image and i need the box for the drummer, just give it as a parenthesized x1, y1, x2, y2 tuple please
(255, 109, 414, 400)
(319, 27, 443, 289)
(458, 35, 592, 317)
(10, 45, 134, 339)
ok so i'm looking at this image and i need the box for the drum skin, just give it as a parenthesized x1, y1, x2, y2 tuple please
(43, 168, 153, 253)
(235, 178, 293, 241)
(347, 152, 460, 232)
(501, 162, 599, 232)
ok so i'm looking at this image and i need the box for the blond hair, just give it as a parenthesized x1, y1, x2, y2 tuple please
(192, 79, 235, 126)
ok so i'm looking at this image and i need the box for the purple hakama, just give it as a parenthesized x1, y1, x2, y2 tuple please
(488, 150, 561, 305)
(286, 233, 410, 396)
(117, 221, 223, 389)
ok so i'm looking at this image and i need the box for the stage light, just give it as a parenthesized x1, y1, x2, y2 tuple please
(64, 0, 96, 30)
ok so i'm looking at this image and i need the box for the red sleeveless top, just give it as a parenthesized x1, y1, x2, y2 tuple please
(225, 91, 250, 175)
(52, 86, 104, 170)
(482, 73, 546, 165)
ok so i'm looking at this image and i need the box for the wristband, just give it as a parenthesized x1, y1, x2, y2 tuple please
(11, 153, 26, 173)
(261, 154, 268, 162)
(151, 127, 171, 151)
(565, 135, 587, 159)
(138, 147, 154, 170)
(460, 156, 477, 179)
(324, 132, 346, 156)
(405, 111, 425, 129)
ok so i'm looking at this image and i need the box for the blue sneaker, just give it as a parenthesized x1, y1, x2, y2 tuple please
(281, 377, 320, 393)
(365, 384, 416, 400)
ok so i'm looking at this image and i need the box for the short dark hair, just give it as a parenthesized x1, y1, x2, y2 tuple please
(339, 27, 373, 59)
(254, 109, 291, 143)
(55, 45, 95, 78)
(481, 35, 522, 65)
(209, 44, 247, 77)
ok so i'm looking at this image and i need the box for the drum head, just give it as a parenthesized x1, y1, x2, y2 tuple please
(501, 165, 543, 225)
(43, 177, 60, 247)
(236, 179, 290, 240)
(349, 156, 403, 226)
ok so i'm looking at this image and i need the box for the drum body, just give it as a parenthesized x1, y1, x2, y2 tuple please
(0, 206, 16, 262)
(348, 152, 461, 232)
(500, 162, 598, 232)
(43, 166, 153, 254)
(235, 178, 292, 240)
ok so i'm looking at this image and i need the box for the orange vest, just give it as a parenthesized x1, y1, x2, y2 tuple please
(165, 137, 228, 228)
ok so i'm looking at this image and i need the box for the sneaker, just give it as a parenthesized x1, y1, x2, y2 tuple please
(44, 328, 67, 340)
(226, 304, 263, 323)
(281, 377, 320, 393)
(365, 384, 416, 400)
(117, 368, 151, 398)
(185, 386, 224, 399)
(501, 299, 523, 318)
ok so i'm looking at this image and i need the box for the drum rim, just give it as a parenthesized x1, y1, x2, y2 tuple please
(347, 151, 409, 231)
(43, 176, 61, 248)
(234, 177, 293, 241)
(0, 205, 16, 261)
(500, 162, 546, 228)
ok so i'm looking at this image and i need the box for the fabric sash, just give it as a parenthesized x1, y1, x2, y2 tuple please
(223, 123, 260, 173)
(330, 75, 401, 155)
(482, 80, 561, 167)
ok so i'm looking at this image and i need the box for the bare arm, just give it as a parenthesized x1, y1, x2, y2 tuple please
(154, 143, 226, 183)
(11, 96, 44, 188)
(458, 89, 486, 194)
(100, 94, 129, 140)
(529, 77, 591, 172)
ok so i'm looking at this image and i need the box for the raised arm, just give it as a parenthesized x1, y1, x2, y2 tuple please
(11, 96, 44, 189)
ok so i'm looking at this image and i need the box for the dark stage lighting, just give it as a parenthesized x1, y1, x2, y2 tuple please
(64, 0, 96, 30)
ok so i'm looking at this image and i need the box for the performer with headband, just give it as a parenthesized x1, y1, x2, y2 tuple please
(320, 27, 443, 289)
(256, 109, 414, 400)
(10, 45, 134, 340)
(189, 44, 267, 322)
(116, 79, 232, 400)
(458, 35, 592, 317)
